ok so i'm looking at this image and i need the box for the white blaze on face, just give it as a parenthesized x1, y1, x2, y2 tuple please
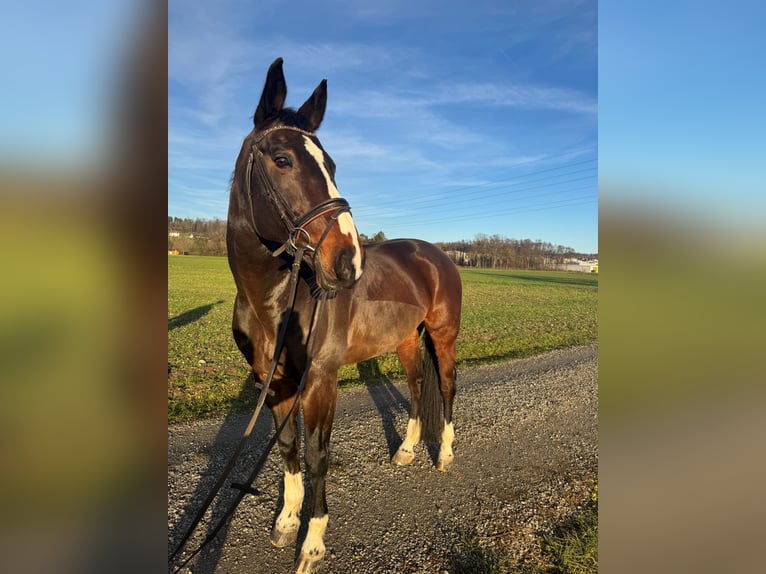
(303, 136, 363, 279)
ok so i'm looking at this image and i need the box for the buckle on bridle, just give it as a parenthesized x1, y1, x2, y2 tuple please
(271, 226, 314, 258)
(271, 199, 350, 259)
(289, 227, 314, 253)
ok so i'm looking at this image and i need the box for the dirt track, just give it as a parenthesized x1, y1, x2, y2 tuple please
(168, 344, 597, 573)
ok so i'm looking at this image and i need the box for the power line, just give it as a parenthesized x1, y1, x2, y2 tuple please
(347, 156, 597, 210)
(354, 173, 596, 226)
(355, 171, 595, 217)
(381, 191, 596, 228)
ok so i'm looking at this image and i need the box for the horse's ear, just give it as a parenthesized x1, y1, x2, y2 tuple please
(297, 79, 327, 132)
(254, 58, 287, 128)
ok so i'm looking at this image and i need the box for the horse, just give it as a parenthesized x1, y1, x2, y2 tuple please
(226, 57, 462, 573)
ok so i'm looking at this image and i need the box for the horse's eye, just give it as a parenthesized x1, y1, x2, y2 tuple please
(274, 155, 292, 169)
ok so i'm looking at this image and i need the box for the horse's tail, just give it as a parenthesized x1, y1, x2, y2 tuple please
(419, 326, 443, 443)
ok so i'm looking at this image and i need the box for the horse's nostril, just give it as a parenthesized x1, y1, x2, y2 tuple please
(335, 250, 355, 282)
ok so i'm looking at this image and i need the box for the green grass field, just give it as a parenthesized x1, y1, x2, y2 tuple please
(168, 256, 597, 422)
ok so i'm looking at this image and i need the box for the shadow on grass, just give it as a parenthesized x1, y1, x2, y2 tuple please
(168, 299, 225, 331)
(540, 497, 598, 574)
(450, 528, 514, 574)
(476, 271, 597, 288)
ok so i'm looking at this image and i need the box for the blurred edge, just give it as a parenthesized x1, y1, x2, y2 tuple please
(0, 1, 167, 573)
(599, 1, 766, 572)
(599, 192, 766, 574)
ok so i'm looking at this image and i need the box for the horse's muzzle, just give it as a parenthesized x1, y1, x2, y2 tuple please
(315, 247, 362, 291)
(335, 249, 359, 285)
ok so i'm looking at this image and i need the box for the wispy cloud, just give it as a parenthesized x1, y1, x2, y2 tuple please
(270, 40, 407, 77)
(429, 82, 597, 114)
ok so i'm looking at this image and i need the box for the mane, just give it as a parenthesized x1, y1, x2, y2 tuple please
(256, 108, 315, 133)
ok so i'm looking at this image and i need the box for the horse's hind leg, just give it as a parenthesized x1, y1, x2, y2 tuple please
(268, 393, 303, 548)
(425, 324, 459, 472)
(392, 329, 422, 466)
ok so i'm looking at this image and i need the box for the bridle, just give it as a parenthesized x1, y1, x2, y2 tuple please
(245, 125, 352, 262)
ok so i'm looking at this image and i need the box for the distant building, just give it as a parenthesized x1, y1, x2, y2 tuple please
(560, 258, 598, 273)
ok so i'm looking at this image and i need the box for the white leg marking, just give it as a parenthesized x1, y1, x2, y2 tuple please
(392, 418, 421, 465)
(437, 422, 455, 471)
(302, 136, 363, 279)
(300, 514, 329, 562)
(275, 471, 304, 535)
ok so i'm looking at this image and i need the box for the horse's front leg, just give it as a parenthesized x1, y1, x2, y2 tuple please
(295, 372, 337, 573)
(268, 390, 303, 548)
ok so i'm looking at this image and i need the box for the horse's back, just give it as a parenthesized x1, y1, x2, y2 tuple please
(341, 239, 461, 363)
(354, 238, 459, 301)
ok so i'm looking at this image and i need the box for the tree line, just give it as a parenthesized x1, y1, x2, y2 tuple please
(168, 218, 595, 269)
(168, 217, 227, 256)
(168, 217, 390, 256)
(435, 234, 595, 270)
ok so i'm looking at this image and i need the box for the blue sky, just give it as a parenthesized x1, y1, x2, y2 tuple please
(0, 0, 139, 165)
(169, 0, 598, 253)
(599, 1, 766, 233)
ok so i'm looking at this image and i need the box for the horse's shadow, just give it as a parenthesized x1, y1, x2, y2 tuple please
(168, 371, 274, 574)
(358, 358, 406, 459)
(359, 357, 442, 466)
(168, 300, 224, 331)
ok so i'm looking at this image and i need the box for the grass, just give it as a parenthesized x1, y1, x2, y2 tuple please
(457, 269, 597, 367)
(167, 256, 250, 421)
(452, 490, 598, 574)
(452, 533, 515, 573)
(167, 256, 597, 422)
(539, 497, 598, 574)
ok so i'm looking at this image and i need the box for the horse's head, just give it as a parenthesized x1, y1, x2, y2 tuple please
(233, 58, 364, 291)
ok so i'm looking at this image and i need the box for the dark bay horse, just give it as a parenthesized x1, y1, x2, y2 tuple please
(227, 58, 462, 572)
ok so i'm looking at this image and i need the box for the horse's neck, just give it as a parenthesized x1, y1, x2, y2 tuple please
(229, 235, 294, 319)
(227, 199, 305, 328)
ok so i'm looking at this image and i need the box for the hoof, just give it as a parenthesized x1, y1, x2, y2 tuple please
(436, 455, 454, 472)
(392, 447, 415, 466)
(270, 527, 298, 548)
(295, 554, 323, 573)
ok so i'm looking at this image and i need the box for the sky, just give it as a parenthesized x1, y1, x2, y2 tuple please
(599, 1, 766, 234)
(168, 0, 598, 254)
(0, 0, 140, 165)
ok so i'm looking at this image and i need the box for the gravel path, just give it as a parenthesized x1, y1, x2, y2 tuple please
(168, 344, 598, 573)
